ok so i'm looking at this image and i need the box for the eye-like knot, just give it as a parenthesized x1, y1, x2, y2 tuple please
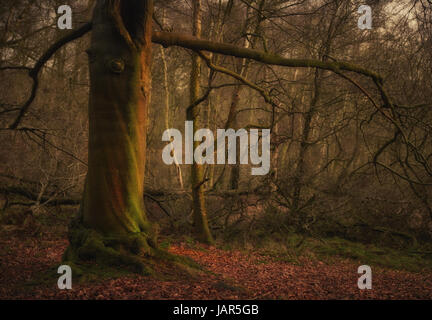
(108, 58, 125, 73)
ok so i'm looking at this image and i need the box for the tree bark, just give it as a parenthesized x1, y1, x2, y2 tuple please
(227, 0, 265, 190)
(84, 0, 152, 234)
(64, 0, 159, 274)
(188, 0, 214, 244)
(161, 45, 184, 189)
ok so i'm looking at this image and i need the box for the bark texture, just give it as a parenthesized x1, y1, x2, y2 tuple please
(64, 0, 158, 274)
(188, 0, 214, 244)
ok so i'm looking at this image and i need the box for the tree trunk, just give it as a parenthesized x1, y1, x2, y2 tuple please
(161, 46, 184, 189)
(188, 0, 214, 244)
(226, 0, 265, 190)
(64, 0, 159, 274)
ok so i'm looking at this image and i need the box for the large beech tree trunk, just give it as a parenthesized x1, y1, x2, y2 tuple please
(64, 0, 159, 274)
(85, 0, 152, 234)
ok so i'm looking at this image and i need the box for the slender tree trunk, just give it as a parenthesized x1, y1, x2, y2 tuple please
(279, 69, 300, 176)
(291, 16, 338, 216)
(227, 0, 265, 190)
(161, 45, 184, 189)
(188, 0, 213, 244)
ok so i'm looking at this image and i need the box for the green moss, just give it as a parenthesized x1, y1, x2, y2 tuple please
(159, 240, 171, 249)
(223, 219, 432, 273)
(63, 219, 205, 282)
(311, 237, 432, 272)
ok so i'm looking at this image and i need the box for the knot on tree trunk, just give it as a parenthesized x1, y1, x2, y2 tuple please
(107, 58, 125, 73)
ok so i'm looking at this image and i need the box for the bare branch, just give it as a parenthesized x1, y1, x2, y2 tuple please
(4, 22, 92, 129)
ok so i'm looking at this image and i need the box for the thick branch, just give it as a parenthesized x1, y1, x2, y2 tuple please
(152, 31, 383, 82)
(4, 24, 386, 129)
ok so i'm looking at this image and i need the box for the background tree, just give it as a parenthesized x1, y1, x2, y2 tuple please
(188, 0, 214, 244)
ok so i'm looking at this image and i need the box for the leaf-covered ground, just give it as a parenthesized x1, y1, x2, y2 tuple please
(1, 230, 432, 300)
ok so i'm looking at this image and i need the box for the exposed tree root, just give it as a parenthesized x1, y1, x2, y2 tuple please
(62, 219, 203, 281)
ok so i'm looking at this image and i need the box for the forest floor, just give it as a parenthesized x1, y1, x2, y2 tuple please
(1, 225, 432, 300)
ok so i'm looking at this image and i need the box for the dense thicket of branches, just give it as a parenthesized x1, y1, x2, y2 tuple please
(1, 0, 431, 247)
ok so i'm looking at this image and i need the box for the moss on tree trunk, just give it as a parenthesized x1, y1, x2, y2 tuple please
(63, 0, 197, 276)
